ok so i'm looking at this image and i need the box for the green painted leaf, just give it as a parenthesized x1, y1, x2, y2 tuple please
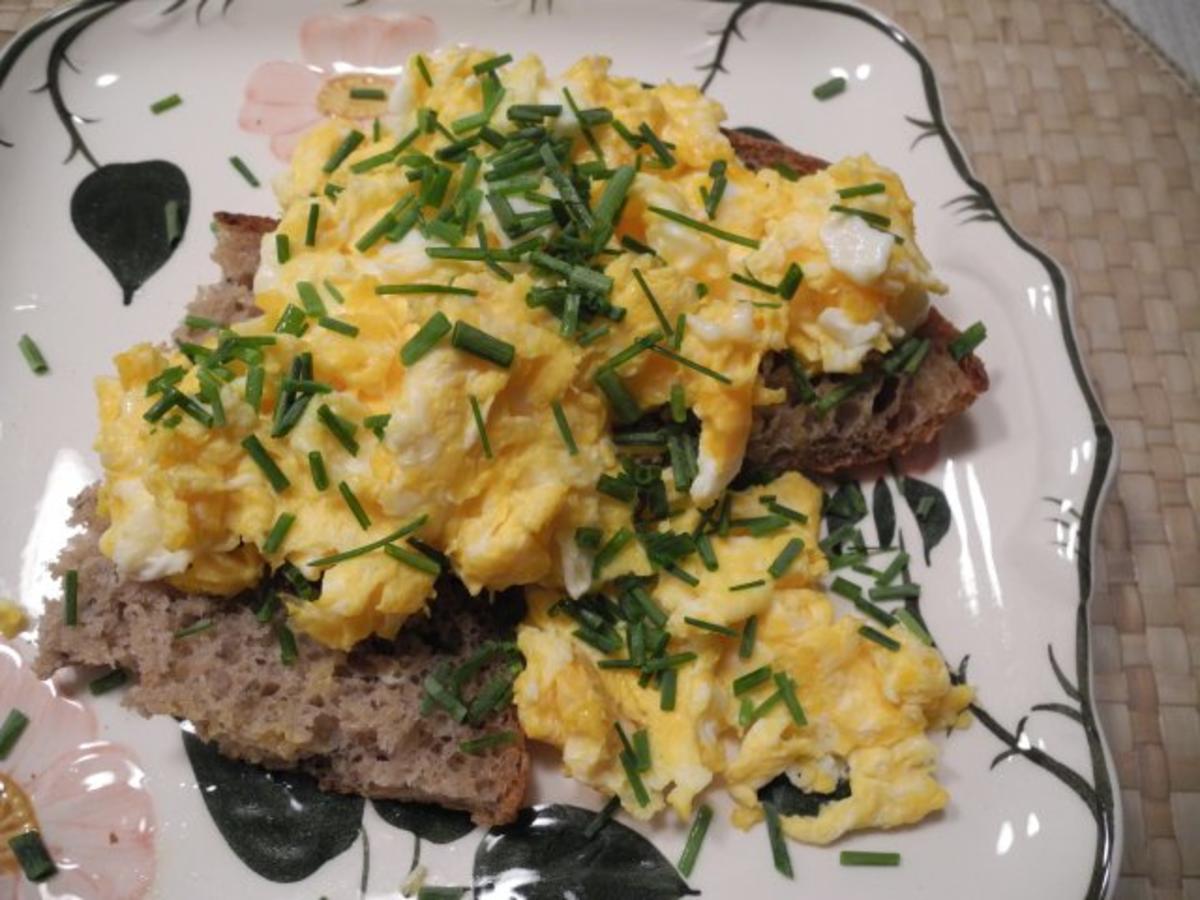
(182, 732, 364, 882)
(70, 160, 190, 305)
(872, 479, 896, 549)
(824, 481, 867, 532)
(474, 804, 697, 899)
(757, 774, 851, 817)
(900, 476, 952, 564)
(372, 799, 475, 844)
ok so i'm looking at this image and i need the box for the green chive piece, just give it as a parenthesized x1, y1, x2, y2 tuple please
(277, 623, 298, 665)
(150, 93, 182, 114)
(578, 323, 610, 346)
(659, 668, 678, 711)
(89, 668, 128, 695)
(869, 583, 920, 601)
(241, 435, 290, 492)
(164, 199, 182, 246)
(646, 205, 759, 249)
(323, 280, 345, 305)
(838, 182, 886, 199)
(472, 53, 512, 76)
(592, 527, 633, 577)
(63, 569, 79, 626)
(304, 203, 320, 246)
(684, 616, 737, 637)
(196, 370, 225, 427)
(459, 730, 517, 755)
(254, 584, 278, 622)
(308, 515, 428, 567)
(632, 268, 673, 335)
(641, 652, 698, 672)
(376, 283, 478, 296)
(551, 400, 578, 455)
(338, 481, 371, 529)
(592, 164, 636, 232)
(468, 394, 493, 459)
(774, 672, 807, 726)
(384, 543, 441, 576)
(323, 129, 365, 173)
(17, 334, 48, 374)
(949, 321, 987, 360)
(677, 804, 713, 877)
(401, 311, 453, 366)
(602, 330, 663, 371)
(184, 314, 219, 332)
(414, 53, 433, 86)
(584, 796, 621, 839)
(173, 618, 215, 640)
(840, 850, 901, 867)
(673, 313, 686, 350)
(859, 625, 901, 651)
(813, 76, 847, 100)
(647, 343, 731, 384)
(349, 86, 387, 101)
(894, 608, 933, 645)
(733, 665, 772, 696)
(773, 162, 801, 181)
(829, 203, 891, 228)
(669, 383, 686, 424)
(763, 801, 794, 878)
(778, 262, 804, 300)
(262, 512, 295, 554)
(229, 155, 260, 187)
(729, 579, 766, 592)
(619, 749, 651, 807)
(317, 404, 360, 456)
(0, 709, 30, 760)
(632, 728, 651, 772)
(621, 234, 655, 256)
(274, 304, 309, 337)
(704, 159, 728, 219)
(768, 537, 806, 579)
(244, 366, 265, 412)
(364, 413, 391, 439)
(308, 450, 329, 491)
(297, 280, 327, 316)
(597, 474, 635, 503)
(318, 316, 359, 337)
(351, 148, 398, 174)
(594, 368, 641, 424)
(739, 614, 758, 659)
(7, 830, 56, 882)
(452, 321, 515, 368)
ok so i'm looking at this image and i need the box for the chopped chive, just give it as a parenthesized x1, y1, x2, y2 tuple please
(602, 330, 663, 371)
(704, 159, 727, 219)
(695, 532, 718, 571)
(414, 53, 433, 85)
(323, 129, 365, 173)
(452, 321, 515, 368)
(684, 616, 737, 637)
(0, 709, 30, 760)
(840, 850, 901, 867)
(173, 618, 215, 640)
(550, 400, 578, 455)
(813, 75, 847, 100)
(869, 583, 920, 601)
(241, 435, 290, 492)
(338, 481, 371, 529)
(729, 578, 766, 592)
(763, 801, 794, 878)
(632, 268, 673, 335)
(778, 262, 804, 300)
(301, 204, 320, 248)
(594, 368, 641, 424)
(894, 608, 933, 645)
(377, 281, 478, 296)
(592, 527, 633, 577)
(89, 668, 128, 695)
(677, 804, 713, 877)
(262, 512, 295, 554)
(384, 543, 441, 575)
(277, 623, 298, 665)
(902, 338, 931, 374)
(593, 164, 636, 232)
(459, 730, 517, 755)
(669, 383, 686, 424)
(318, 316, 359, 337)
(774, 672, 807, 726)
(254, 584, 278, 622)
(859, 625, 901, 651)
(597, 474, 636, 503)
(831, 576, 863, 601)
(659, 668, 678, 711)
(739, 614, 758, 659)
(647, 205, 759, 249)
(7, 831, 56, 882)
(364, 413, 391, 439)
(620, 234, 655, 256)
(308, 450, 329, 491)
(838, 182, 886, 199)
(731, 270, 777, 295)
(196, 370, 225, 426)
(768, 537, 806, 579)
(829, 203, 891, 228)
(274, 304, 309, 337)
(468, 394, 493, 459)
(828, 550, 868, 570)
(584, 796, 621, 839)
(17, 334, 48, 374)
(638, 122, 675, 168)
(150, 92, 182, 114)
(229, 155, 260, 187)
(631, 728, 651, 772)
(949, 321, 987, 360)
(578, 323, 610, 346)
(372, 117, 380, 141)
(297, 280, 326, 316)
(619, 749, 651, 807)
(349, 86, 387, 101)
(308, 515, 428, 567)
(244, 366, 264, 412)
(401, 311, 452, 366)
(766, 500, 808, 524)
(184, 314, 219, 332)
(62, 568, 79, 626)
(472, 53, 512, 76)
(647, 343, 731, 384)
(317, 404, 360, 456)
(350, 148, 398, 174)
(733, 665, 773, 697)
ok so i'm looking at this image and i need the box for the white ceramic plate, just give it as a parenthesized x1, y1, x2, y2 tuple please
(0, 1, 1119, 897)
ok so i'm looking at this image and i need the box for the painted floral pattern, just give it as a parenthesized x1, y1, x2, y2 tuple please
(238, 13, 438, 160)
(0, 643, 154, 900)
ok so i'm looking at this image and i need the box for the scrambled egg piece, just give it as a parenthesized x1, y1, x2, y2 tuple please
(90, 46, 968, 843)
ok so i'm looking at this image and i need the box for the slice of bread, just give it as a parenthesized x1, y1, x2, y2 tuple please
(724, 128, 989, 473)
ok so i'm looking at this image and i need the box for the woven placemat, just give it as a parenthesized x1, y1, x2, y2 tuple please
(3, 1, 1197, 897)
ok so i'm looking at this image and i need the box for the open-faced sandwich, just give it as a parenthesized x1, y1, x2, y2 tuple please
(36, 47, 987, 844)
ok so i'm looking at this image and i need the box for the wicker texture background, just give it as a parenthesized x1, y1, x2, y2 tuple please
(2, 1, 1198, 897)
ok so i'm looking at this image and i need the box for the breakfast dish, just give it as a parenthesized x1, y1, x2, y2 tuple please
(36, 46, 983, 840)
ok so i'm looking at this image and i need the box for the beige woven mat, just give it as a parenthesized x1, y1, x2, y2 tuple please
(2, 0, 1197, 897)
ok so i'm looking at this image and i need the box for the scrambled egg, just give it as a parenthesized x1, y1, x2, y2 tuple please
(90, 46, 968, 842)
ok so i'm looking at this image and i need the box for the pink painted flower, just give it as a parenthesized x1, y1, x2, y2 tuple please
(0, 643, 155, 900)
(239, 13, 438, 160)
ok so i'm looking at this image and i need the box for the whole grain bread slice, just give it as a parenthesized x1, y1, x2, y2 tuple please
(724, 128, 989, 473)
